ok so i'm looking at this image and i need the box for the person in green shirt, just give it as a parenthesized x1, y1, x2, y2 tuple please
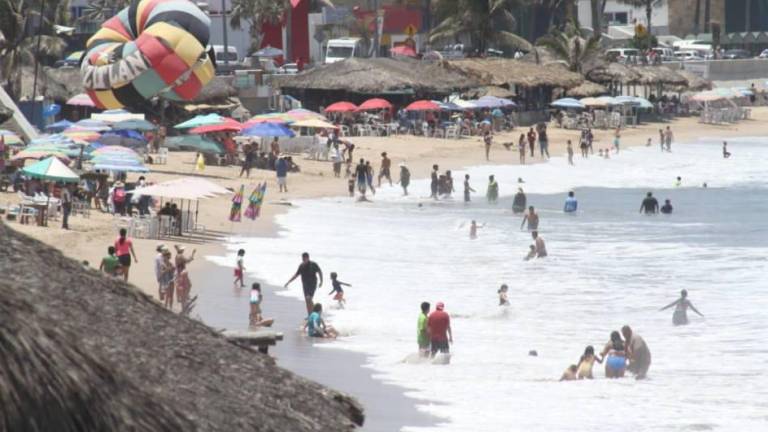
(417, 302, 431, 357)
(99, 246, 121, 277)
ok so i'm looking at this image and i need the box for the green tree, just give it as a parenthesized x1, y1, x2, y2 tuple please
(0, 0, 70, 99)
(230, 0, 288, 55)
(535, 21, 600, 72)
(429, 0, 533, 55)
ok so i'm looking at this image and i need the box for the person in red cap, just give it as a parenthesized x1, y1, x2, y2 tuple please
(427, 301, 452, 357)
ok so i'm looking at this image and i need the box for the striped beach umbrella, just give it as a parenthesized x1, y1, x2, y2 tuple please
(229, 185, 245, 222)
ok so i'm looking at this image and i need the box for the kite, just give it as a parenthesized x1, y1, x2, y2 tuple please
(81, 0, 215, 109)
(244, 182, 267, 220)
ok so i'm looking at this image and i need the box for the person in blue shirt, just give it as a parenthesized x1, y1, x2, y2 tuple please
(306, 303, 337, 338)
(276, 156, 288, 192)
(564, 191, 578, 213)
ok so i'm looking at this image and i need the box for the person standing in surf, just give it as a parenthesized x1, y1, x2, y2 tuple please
(512, 188, 527, 214)
(622, 325, 651, 380)
(520, 206, 539, 231)
(723, 141, 731, 158)
(487, 175, 499, 204)
(660, 289, 703, 325)
(417, 302, 431, 357)
(428, 302, 452, 357)
(464, 174, 475, 203)
(532, 231, 547, 258)
(398, 162, 411, 196)
(640, 192, 659, 214)
(430, 164, 439, 199)
(564, 191, 578, 213)
(378, 152, 392, 187)
(567, 140, 574, 165)
(354, 159, 368, 198)
(285, 252, 324, 315)
(664, 126, 674, 152)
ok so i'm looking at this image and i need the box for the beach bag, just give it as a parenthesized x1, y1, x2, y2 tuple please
(114, 188, 126, 203)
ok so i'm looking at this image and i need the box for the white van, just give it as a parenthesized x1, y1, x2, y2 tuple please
(674, 50, 703, 61)
(325, 37, 364, 64)
(605, 48, 640, 62)
(210, 45, 240, 66)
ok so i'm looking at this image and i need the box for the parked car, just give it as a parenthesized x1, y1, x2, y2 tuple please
(606, 48, 640, 62)
(674, 50, 703, 61)
(651, 47, 675, 61)
(759, 49, 768, 58)
(723, 49, 751, 59)
(279, 63, 299, 74)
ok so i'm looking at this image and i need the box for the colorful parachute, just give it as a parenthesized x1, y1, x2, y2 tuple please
(81, 0, 215, 109)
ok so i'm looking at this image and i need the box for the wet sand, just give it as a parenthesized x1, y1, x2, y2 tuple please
(194, 254, 441, 432)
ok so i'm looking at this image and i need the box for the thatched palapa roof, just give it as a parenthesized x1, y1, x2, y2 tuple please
(275, 58, 476, 94)
(628, 65, 687, 86)
(0, 223, 363, 431)
(671, 69, 712, 91)
(566, 80, 608, 97)
(463, 85, 516, 99)
(586, 62, 641, 84)
(446, 59, 584, 89)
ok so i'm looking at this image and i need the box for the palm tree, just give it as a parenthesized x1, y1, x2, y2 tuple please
(590, 0, 608, 38)
(0, 0, 69, 100)
(429, 0, 533, 55)
(536, 22, 600, 72)
(230, 0, 288, 56)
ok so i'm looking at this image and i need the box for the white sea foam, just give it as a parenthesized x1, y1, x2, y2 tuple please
(211, 139, 768, 431)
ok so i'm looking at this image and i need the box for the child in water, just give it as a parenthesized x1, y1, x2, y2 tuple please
(233, 249, 245, 288)
(249, 283, 263, 327)
(328, 272, 351, 308)
(560, 365, 579, 381)
(469, 220, 484, 239)
(498, 284, 509, 306)
(577, 345, 602, 379)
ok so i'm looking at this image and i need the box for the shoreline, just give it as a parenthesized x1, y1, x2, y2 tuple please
(195, 246, 442, 432)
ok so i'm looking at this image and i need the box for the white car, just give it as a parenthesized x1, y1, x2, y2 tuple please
(674, 50, 703, 61)
(759, 49, 768, 58)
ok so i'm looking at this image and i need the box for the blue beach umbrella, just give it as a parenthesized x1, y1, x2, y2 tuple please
(551, 98, 585, 109)
(46, 120, 73, 133)
(113, 119, 156, 131)
(241, 122, 295, 138)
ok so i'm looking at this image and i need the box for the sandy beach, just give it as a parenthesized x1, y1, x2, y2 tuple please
(5, 108, 768, 430)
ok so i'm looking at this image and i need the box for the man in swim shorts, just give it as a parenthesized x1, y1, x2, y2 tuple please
(639, 192, 659, 214)
(285, 252, 323, 315)
(532, 231, 547, 258)
(622, 325, 651, 380)
(427, 302, 452, 357)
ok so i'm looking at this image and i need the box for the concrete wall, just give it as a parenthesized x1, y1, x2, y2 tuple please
(667, 58, 768, 80)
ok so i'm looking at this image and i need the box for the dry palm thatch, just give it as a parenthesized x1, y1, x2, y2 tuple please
(0, 223, 364, 431)
(463, 85, 516, 99)
(668, 69, 711, 91)
(628, 65, 687, 86)
(585, 62, 641, 84)
(445, 58, 584, 89)
(275, 58, 475, 94)
(566, 80, 608, 97)
(191, 75, 238, 103)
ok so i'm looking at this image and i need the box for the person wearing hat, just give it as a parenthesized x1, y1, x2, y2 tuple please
(427, 301, 452, 357)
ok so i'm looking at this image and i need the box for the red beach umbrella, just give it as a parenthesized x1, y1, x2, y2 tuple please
(190, 118, 243, 134)
(357, 98, 393, 111)
(324, 101, 358, 113)
(405, 100, 441, 111)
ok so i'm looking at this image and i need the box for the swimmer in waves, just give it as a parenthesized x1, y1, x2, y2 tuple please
(660, 289, 703, 325)
(469, 220, 484, 239)
(600, 331, 627, 378)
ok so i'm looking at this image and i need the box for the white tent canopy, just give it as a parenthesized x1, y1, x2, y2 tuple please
(132, 177, 230, 200)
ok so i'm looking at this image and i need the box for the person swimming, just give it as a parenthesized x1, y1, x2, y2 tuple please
(660, 289, 704, 325)
(675, 176, 682, 187)
(660, 199, 673, 214)
(469, 220, 484, 239)
(577, 345, 602, 379)
(600, 331, 626, 378)
(498, 284, 509, 306)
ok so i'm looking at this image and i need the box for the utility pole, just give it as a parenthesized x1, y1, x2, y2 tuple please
(31, 0, 46, 104)
(222, 0, 229, 68)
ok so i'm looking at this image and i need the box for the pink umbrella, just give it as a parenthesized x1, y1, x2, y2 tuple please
(405, 100, 441, 111)
(66, 93, 96, 107)
(357, 98, 393, 111)
(190, 118, 243, 134)
(324, 101, 358, 113)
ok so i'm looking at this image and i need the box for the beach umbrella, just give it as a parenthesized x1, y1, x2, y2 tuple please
(73, 119, 112, 132)
(357, 98, 393, 111)
(450, 98, 477, 109)
(90, 147, 149, 171)
(91, 109, 144, 124)
(229, 185, 245, 222)
(550, 98, 585, 109)
(113, 119, 156, 131)
(0, 130, 23, 146)
(390, 45, 417, 57)
(690, 91, 723, 102)
(246, 113, 292, 126)
(477, 96, 517, 108)
(98, 130, 147, 149)
(62, 128, 102, 142)
(290, 118, 338, 129)
(165, 135, 224, 154)
(66, 93, 95, 107)
(244, 182, 267, 220)
(492, 108, 504, 117)
(21, 157, 80, 183)
(11, 148, 71, 163)
(405, 100, 441, 111)
(190, 118, 243, 134)
(286, 108, 325, 120)
(66, 51, 84, 62)
(45, 120, 74, 133)
(254, 46, 283, 57)
(324, 101, 358, 113)
(174, 113, 225, 129)
(241, 122, 295, 138)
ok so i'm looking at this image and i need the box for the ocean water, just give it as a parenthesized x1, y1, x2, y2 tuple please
(210, 138, 768, 431)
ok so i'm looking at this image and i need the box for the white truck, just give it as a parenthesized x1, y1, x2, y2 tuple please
(324, 37, 365, 64)
(209, 45, 240, 74)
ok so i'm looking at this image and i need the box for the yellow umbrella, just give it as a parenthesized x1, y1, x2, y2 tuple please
(290, 118, 338, 129)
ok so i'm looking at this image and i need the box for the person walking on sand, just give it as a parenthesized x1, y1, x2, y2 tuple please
(417, 302, 431, 357)
(640, 192, 659, 214)
(532, 230, 547, 258)
(378, 152, 392, 187)
(520, 206, 539, 231)
(154, 245, 168, 300)
(580, 134, 589, 158)
(463, 174, 475, 203)
(234, 249, 245, 288)
(428, 302, 452, 356)
(159, 248, 175, 309)
(61, 183, 72, 229)
(249, 283, 263, 327)
(622, 325, 651, 380)
(240, 145, 255, 178)
(276, 156, 288, 193)
(723, 141, 731, 158)
(483, 130, 493, 161)
(567, 140, 574, 165)
(285, 252, 323, 315)
(664, 126, 673, 152)
(114, 228, 137, 281)
(487, 175, 499, 204)
(174, 245, 195, 308)
(660, 289, 704, 325)
(538, 124, 550, 159)
(527, 128, 536, 157)
(328, 272, 350, 308)
(518, 134, 526, 164)
(430, 165, 439, 199)
(512, 188, 527, 214)
(398, 162, 411, 196)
